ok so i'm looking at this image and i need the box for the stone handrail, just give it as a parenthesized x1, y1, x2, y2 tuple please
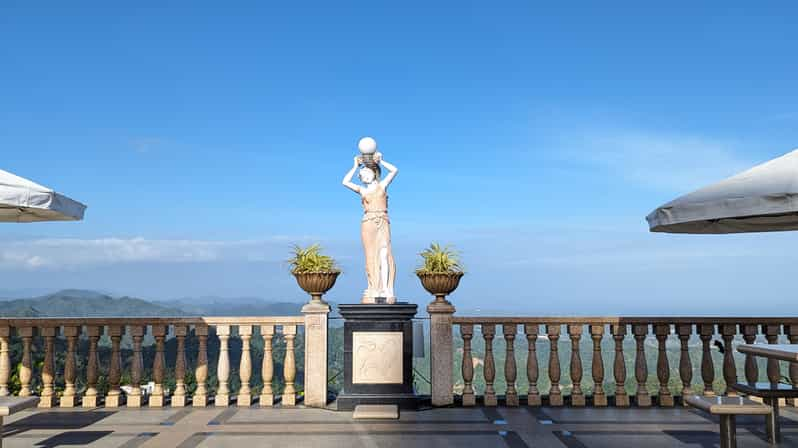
(0, 313, 329, 409)
(426, 314, 798, 407)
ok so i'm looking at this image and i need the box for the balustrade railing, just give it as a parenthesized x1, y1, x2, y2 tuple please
(0, 316, 323, 409)
(447, 317, 798, 407)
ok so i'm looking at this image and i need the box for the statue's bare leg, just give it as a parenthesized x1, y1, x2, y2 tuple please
(379, 247, 390, 298)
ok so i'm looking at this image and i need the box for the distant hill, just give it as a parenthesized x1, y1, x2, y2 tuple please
(154, 297, 305, 316)
(0, 289, 188, 317)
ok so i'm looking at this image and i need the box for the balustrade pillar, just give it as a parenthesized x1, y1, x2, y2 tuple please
(302, 300, 331, 408)
(720, 324, 737, 396)
(654, 324, 673, 407)
(482, 324, 497, 406)
(172, 325, 188, 407)
(0, 326, 9, 397)
(18, 327, 33, 397)
(61, 326, 79, 408)
(215, 325, 231, 406)
(590, 325, 607, 407)
(677, 324, 693, 401)
(504, 324, 518, 406)
(127, 325, 145, 407)
(260, 325, 275, 406)
(428, 299, 455, 407)
(282, 325, 297, 406)
(193, 324, 209, 407)
(699, 324, 716, 396)
(741, 324, 759, 385)
(547, 324, 562, 406)
(238, 325, 253, 407)
(611, 324, 629, 407)
(39, 327, 56, 408)
(83, 326, 101, 408)
(633, 324, 651, 407)
(785, 325, 798, 406)
(525, 324, 540, 406)
(763, 324, 781, 386)
(150, 325, 166, 407)
(568, 324, 584, 406)
(460, 324, 475, 406)
(105, 325, 124, 407)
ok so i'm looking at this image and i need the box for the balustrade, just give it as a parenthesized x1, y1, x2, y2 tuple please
(0, 316, 310, 409)
(449, 317, 798, 408)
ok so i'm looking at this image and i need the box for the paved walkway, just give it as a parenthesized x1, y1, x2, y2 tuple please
(2, 405, 798, 447)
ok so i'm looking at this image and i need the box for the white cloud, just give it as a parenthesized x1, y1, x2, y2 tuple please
(0, 237, 313, 270)
(557, 129, 755, 192)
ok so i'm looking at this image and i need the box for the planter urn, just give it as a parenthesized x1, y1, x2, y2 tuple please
(417, 271, 464, 304)
(293, 271, 340, 304)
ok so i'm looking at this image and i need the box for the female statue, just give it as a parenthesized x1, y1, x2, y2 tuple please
(342, 149, 399, 304)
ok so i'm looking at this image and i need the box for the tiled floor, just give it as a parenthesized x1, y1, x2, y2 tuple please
(2, 405, 797, 447)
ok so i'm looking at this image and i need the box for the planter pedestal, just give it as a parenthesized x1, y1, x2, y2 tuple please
(336, 303, 420, 410)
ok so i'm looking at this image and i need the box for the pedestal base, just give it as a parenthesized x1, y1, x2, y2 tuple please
(336, 303, 420, 411)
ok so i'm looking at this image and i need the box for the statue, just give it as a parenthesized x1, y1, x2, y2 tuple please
(342, 137, 399, 304)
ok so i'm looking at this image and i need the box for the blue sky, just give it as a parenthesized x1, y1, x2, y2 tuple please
(1, 2, 797, 314)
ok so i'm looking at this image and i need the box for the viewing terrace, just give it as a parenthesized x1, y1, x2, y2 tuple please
(0, 314, 797, 447)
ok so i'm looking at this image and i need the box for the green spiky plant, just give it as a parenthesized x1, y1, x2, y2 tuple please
(416, 243, 464, 274)
(288, 244, 340, 274)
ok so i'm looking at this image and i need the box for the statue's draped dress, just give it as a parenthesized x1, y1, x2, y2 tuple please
(360, 183, 396, 301)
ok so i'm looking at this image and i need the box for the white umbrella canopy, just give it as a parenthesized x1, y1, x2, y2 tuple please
(0, 169, 86, 223)
(647, 148, 798, 234)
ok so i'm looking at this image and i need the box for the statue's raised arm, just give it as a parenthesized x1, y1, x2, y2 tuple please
(375, 152, 398, 189)
(341, 156, 361, 194)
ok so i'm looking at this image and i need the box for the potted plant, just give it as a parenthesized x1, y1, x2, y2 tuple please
(288, 244, 341, 303)
(416, 243, 464, 303)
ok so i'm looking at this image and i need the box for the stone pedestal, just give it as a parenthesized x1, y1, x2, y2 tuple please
(427, 299, 455, 407)
(302, 299, 331, 408)
(336, 303, 419, 410)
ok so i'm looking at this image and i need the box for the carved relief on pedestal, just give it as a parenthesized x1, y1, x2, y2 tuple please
(352, 331, 402, 384)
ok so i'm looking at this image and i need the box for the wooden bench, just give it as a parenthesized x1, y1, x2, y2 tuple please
(684, 395, 771, 448)
(730, 381, 798, 444)
(0, 397, 39, 448)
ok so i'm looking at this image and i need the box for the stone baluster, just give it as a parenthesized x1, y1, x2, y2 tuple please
(482, 324, 497, 406)
(128, 325, 145, 407)
(720, 324, 737, 396)
(699, 324, 715, 396)
(568, 324, 584, 406)
(741, 324, 759, 385)
(260, 325, 275, 406)
(677, 324, 693, 400)
(786, 325, 798, 406)
(193, 324, 209, 407)
(504, 324, 518, 406)
(282, 325, 297, 406)
(39, 327, 56, 408)
(172, 326, 188, 407)
(547, 324, 563, 406)
(215, 325, 231, 406)
(150, 325, 166, 407)
(611, 324, 629, 407)
(105, 325, 124, 407)
(0, 326, 9, 396)
(633, 324, 651, 407)
(83, 326, 101, 408)
(18, 327, 33, 397)
(525, 324, 540, 406)
(460, 324, 475, 406)
(238, 325, 253, 406)
(61, 326, 79, 408)
(763, 324, 781, 386)
(654, 324, 673, 407)
(590, 325, 607, 407)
